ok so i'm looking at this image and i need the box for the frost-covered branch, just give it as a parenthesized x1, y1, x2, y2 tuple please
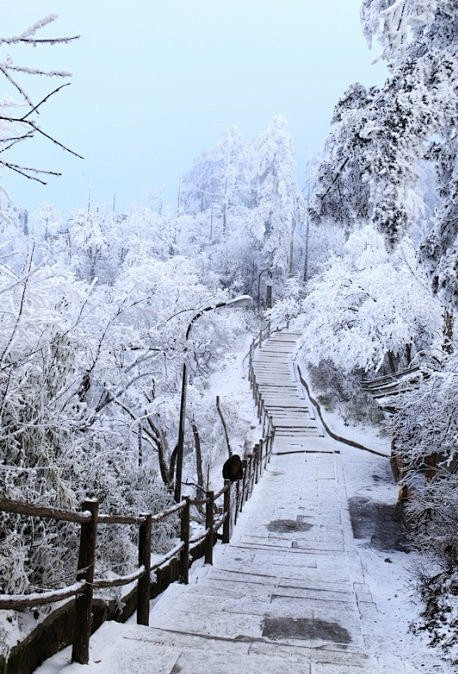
(0, 14, 81, 186)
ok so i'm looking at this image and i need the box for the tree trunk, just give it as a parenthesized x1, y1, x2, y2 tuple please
(387, 350, 396, 374)
(288, 220, 296, 277)
(137, 423, 143, 467)
(405, 343, 412, 367)
(216, 396, 232, 457)
(191, 421, 204, 493)
(442, 309, 454, 355)
(209, 205, 214, 242)
(222, 202, 227, 238)
(303, 216, 310, 284)
(303, 177, 311, 285)
(177, 176, 182, 215)
(156, 437, 170, 487)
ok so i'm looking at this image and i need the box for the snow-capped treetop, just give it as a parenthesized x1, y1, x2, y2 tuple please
(296, 225, 443, 373)
(311, 1, 458, 309)
(361, 0, 442, 61)
(251, 115, 305, 277)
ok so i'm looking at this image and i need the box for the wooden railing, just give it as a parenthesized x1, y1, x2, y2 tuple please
(360, 366, 429, 412)
(0, 329, 274, 669)
(247, 322, 276, 443)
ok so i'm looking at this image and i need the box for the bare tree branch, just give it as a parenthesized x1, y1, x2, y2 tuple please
(0, 65, 33, 105)
(216, 395, 232, 457)
(20, 83, 71, 121)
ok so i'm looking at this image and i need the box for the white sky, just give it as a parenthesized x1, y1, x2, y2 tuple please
(3, 1, 386, 215)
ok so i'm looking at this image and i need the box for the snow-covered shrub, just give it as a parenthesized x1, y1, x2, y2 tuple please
(0, 254, 176, 593)
(296, 226, 443, 375)
(0, 208, 254, 595)
(392, 356, 458, 660)
(265, 277, 302, 330)
(307, 360, 383, 426)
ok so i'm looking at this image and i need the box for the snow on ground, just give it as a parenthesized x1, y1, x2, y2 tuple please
(293, 363, 390, 457)
(340, 443, 451, 673)
(183, 330, 261, 496)
(294, 360, 451, 670)
(1, 331, 258, 669)
(36, 332, 454, 674)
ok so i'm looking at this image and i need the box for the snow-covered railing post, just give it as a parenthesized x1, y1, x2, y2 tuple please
(205, 491, 214, 565)
(222, 481, 231, 543)
(72, 499, 99, 665)
(240, 459, 248, 510)
(245, 456, 252, 501)
(234, 480, 240, 524)
(262, 403, 267, 436)
(251, 450, 257, 493)
(179, 497, 190, 584)
(260, 389, 265, 422)
(254, 443, 260, 484)
(137, 513, 152, 626)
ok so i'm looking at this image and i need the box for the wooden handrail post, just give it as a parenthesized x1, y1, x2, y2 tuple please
(245, 457, 251, 502)
(205, 491, 214, 565)
(255, 443, 261, 483)
(252, 445, 257, 485)
(270, 430, 275, 463)
(222, 481, 231, 543)
(240, 459, 247, 512)
(242, 454, 253, 503)
(251, 452, 256, 492)
(179, 497, 190, 583)
(234, 480, 240, 524)
(72, 499, 98, 665)
(137, 513, 152, 625)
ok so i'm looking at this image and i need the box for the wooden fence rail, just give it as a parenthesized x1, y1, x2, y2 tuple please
(0, 331, 274, 668)
(360, 365, 429, 413)
(248, 321, 276, 451)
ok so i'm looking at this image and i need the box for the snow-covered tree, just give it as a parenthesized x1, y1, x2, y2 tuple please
(311, 1, 458, 309)
(251, 116, 305, 282)
(296, 226, 443, 374)
(178, 119, 305, 300)
(391, 354, 458, 660)
(182, 126, 252, 240)
(265, 276, 302, 329)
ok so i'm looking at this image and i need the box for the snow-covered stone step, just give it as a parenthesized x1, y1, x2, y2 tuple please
(39, 621, 373, 673)
(38, 331, 419, 674)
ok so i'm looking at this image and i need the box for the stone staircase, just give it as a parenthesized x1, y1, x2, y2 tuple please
(37, 333, 423, 674)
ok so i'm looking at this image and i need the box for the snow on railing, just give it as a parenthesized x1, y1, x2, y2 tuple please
(0, 394, 274, 668)
(360, 365, 429, 409)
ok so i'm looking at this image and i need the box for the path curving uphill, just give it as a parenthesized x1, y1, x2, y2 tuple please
(39, 333, 431, 674)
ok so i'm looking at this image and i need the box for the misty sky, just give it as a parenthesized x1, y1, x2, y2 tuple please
(3, 1, 387, 215)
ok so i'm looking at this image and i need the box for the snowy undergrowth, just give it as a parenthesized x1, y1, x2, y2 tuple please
(193, 333, 261, 492)
(341, 444, 454, 674)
